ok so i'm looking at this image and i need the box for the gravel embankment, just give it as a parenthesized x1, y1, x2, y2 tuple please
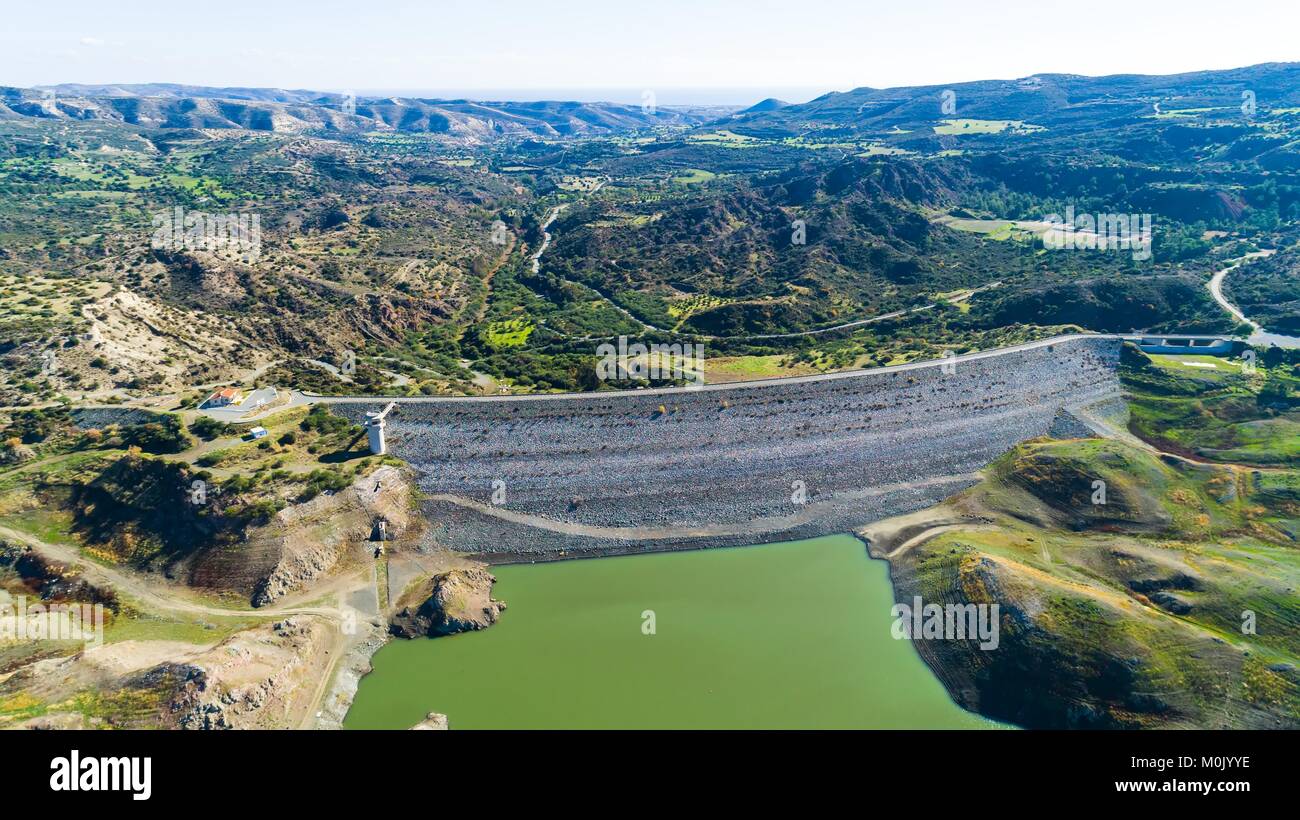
(68, 407, 160, 429)
(329, 336, 1122, 556)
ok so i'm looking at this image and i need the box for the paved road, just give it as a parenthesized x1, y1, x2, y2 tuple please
(529, 205, 565, 274)
(1207, 252, 1271, 327)
(310, 331, 1119, 405)
(1207, 251, 1300, 349)
(529, 182, 606, 275)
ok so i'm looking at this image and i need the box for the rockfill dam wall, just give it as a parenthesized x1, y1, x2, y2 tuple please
(328, 335, 1122, 559)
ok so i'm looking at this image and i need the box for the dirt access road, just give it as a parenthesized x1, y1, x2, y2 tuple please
(0, 524, 358, 620)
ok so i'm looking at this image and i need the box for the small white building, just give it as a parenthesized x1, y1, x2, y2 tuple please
(205, 387, 243, 408)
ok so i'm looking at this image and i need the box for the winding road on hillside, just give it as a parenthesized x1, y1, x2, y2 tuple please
(1206, 251, 1300, 349)
(529, 205, 566, 274)
(529, 180, 997, 343)
(1208, 251, 1272, 327)
(735, 282, 1001, 341)
(527, 181, 672, 334)
(556, 278, 1002, 345)
(554, 283, 1000, 344)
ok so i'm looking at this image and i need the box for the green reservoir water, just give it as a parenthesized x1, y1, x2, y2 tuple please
(344, 534, 1000, 729)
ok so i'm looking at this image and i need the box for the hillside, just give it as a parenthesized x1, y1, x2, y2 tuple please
(0, 85, 717, 139)
(727, 62, 1300, 137)
(3, 61, 1299, 402)
(862, 346, 1300, 729)
(866, 435, 1300, 729)
(1223, 247, 1300, 334)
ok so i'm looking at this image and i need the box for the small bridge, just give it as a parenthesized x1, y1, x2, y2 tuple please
(1118, 334, 1239, 356)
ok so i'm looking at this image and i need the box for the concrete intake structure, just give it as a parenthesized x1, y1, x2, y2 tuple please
(327, 335, 1123, 559)
(364, 402, 396, 455)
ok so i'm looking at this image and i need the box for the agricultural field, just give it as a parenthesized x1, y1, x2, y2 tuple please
(933, 118, 1044, 135)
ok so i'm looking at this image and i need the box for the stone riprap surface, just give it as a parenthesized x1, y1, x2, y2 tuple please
(69, 407, 161, 429)
(327, 335, 1122, 558)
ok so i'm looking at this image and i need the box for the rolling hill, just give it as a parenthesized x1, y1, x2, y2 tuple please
(0, 85, 718, 139)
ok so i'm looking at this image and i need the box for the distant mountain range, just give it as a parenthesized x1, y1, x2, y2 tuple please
(725, 62, 1300, 136)
(4, 63, 1300, 140)
(0, 83, 719, 139)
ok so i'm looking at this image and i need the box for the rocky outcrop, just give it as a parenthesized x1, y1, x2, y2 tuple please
(410, 712, 449, 730)
(249, 465, 411, 606)
(342, 292, 453, 346)
(168, 616, 334, 730)
(389, 568, 505, 638)
(0, 614, 342, 730)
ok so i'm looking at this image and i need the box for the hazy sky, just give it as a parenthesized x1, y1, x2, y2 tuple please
(4, 0, 1297, 102)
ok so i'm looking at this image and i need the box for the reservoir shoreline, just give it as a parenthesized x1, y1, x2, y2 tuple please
(341, 533, 1003, 730)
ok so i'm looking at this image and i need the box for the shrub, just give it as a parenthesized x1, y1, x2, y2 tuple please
(189, 416, 233, 441)
(196, 451, 226, 467)
(118, 414, 191, 454)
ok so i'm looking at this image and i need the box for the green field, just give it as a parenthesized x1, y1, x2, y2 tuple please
(934, 119, 1043, 135)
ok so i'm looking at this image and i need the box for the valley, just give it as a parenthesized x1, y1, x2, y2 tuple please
(3, 61, 1300, 733)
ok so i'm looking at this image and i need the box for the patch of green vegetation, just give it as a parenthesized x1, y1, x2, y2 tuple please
(702, 354, 816, 381)
(856, 144, 910, 157)
(116, 413, 192, 454)
(103, 611, 266, 645)
(670, 168, 717, 186)
(934, 119, 1044, 135)
(1147, 107, 1225, 120)
(0, 691, 48, 723)
(189, 415, 236, 441)
(376, 557, 390, 611)
(1147, 353, 1243, 381)
(1, 406, 189, 459)
(890, 434, 1300, 728)
(1124, 343, 1300, 465)
(68, 684, 172, 727)
(938, 216, 1042, 241)
(687, 130, 760, 148)
(483, 317, 535, 348)
(263, 357, 392, 396)
(666, 293, 737, 329)
(0, 507, 79, 546)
